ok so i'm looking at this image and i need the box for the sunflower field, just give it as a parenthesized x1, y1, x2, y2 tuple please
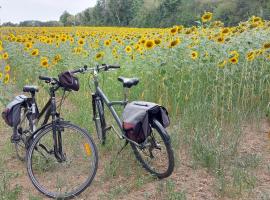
(1, 13, 270, 198)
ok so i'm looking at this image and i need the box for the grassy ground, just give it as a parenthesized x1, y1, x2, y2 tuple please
(1, 98, 270, 199)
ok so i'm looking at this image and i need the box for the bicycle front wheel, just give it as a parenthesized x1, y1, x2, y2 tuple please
(94, 99, 106, 144)
(131, 119, 174, 179)
(15, 106, 32, 161)
(26, 121, 98, 199)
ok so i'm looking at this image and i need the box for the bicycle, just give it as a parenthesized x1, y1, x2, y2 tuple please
(12, 76, 98, 199)
(72, 64, 174, 179)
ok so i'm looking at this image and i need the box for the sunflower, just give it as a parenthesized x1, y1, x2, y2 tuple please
(221, 28, 230, 35)
(229, 50, 239, 58)
(263, 42, 270, 49)
(5, 65, 11, 72)
(201, 12, 213, 23)
(145, 40, 155, 49)
(170, 27, 178, 35)
(154, 38, 161, 45)
(25, 42, 32, 49)
(246, 51, 255, 61)
(95, 52, 105, 60)
(229, 56, 238, 64)
(78, 38, 85, 46)
(218, 60, 227, 68)
(104, 40, 111, 47)
(191, 51, 198, 60)
(169, 38, 181, 48)
(125, 46, 132, 54)
(216, 35, 225, 43)
(2, 52, 9, 60)
(31, 49, 39, 56)
(54, 54, 62, 62)
(4, 73, 10, 84)
(40, 57, 49, 68)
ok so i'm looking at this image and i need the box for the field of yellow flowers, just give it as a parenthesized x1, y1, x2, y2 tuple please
(1, 13, 270, 198)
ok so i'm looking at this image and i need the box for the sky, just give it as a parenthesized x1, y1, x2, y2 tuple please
(0, 0, 97, 24)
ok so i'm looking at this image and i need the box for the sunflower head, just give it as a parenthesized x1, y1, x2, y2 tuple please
(201, 12, 213, 23)
(4, 73, 10, 84)
(5, 65, 11, 72)
(78, 38, 85, 46)
(263, 42, 270, 49)
(31, 49, 39, 56)
(125, 46, 132, 54)
(246, 51, 255, 61)
(95, 52, 105, 60)
(2, 52, 9, 60)
(169, 38, 181, 48)
(40, 57, 49, 68)
(145, 40, 155, 49)
(191, 51, 198, 60)
(229, 56, 238, 64)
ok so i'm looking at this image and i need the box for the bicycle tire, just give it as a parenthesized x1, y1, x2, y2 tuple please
(26, 121, 98, 199)
(94, 99, 106, 144)
(130, 119, 174, 179)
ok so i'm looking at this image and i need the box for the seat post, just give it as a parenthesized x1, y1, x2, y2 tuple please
(123, 88, 129, 102)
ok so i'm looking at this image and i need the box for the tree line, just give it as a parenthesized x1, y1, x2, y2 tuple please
(3, 0, 270, 27)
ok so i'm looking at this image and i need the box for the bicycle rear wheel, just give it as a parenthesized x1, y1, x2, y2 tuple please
(26, 121, 98, 199)
(130, 119, 174, 179)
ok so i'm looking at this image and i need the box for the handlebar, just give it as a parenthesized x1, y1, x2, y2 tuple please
(71, 64, 120, 74)
(39, 75, 52, 82)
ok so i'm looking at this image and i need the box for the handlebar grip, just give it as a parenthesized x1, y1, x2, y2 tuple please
(109, 65, 120, 69)
(39, 75, 51, 81)
(71, 68, 83, 74)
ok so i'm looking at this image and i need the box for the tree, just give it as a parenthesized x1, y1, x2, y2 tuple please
(60, 11, 73, 26)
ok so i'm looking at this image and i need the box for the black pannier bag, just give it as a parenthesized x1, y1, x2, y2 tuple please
(122, 101, 170, 144)
(2, 95, 27, 127)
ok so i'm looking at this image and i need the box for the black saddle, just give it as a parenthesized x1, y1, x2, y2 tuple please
(117, 77, 139, 88)
(23, 85, 39, 93)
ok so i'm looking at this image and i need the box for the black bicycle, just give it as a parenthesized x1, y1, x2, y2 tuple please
(13, 75, 98, 199)
(72, 64, 174, 179)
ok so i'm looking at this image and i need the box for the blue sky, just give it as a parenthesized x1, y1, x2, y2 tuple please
(0, 0, 97, 23)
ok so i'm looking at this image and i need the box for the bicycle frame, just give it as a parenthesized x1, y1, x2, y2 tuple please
(21, 86, 66, 162)
(91, 69, 145, 147)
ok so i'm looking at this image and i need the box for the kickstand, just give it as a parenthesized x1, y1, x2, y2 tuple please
(117, 140, 129, 155)
(110, 140, 129, 165)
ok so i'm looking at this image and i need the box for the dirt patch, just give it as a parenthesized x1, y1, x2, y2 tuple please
(238, 119, 270, 199)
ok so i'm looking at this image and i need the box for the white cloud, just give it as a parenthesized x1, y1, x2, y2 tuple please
(0, 0, 97, 23)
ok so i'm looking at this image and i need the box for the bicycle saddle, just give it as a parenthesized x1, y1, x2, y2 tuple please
(117, 77, 139, 88)
(23, 85, 39, 93)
